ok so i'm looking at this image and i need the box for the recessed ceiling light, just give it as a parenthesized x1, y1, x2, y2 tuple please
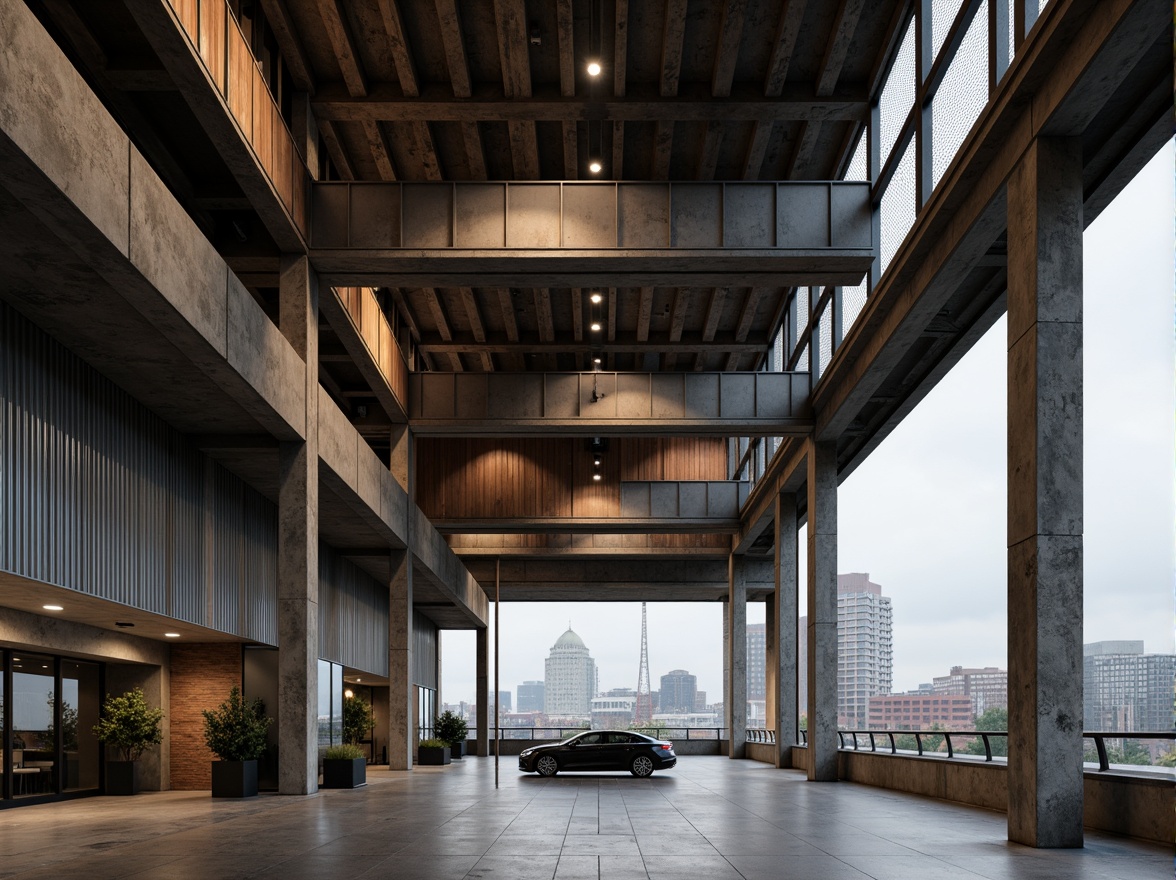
(592, 357, 602, 365)
(586, 61, 602, 77)
(115, 621, 134, 628)
(588, 159, 602, 174)
(164, 633, 181, 638)
(43, 604, 64, 611)
(594, 458, 601, 466)
(590, 322, 602, 332)
(590, 292, 602, 304)
(592, 473, 602, 481)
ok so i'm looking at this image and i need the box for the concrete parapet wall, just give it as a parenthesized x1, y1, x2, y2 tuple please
(746, 742, 776, 764)
(769, 746, 1171, 845)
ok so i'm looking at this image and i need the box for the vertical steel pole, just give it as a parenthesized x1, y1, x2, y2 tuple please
(495, 557, 500, 788)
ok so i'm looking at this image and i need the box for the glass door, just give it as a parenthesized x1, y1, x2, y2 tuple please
(61, 660, 100, 792)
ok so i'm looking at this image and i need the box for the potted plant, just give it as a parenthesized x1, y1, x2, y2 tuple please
(202, 686, 271, 798)
(435, 710, 468, 760)
(322, 743, 367, 788)
(93, 688, 164, 796)
(417, 737, 451, 766)
(343, 693, 375, 749)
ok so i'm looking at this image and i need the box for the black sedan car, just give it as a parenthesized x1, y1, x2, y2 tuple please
(518, 730, 677, 777)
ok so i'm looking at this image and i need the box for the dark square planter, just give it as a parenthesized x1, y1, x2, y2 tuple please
(449, 740, 466, 760)
(322, 757, 367, 788)
(106, 760, 140, 796)
(417, 746, 450, 766)
(211, 760, 259, 798)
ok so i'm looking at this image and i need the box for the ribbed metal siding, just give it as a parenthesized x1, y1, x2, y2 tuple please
(0, 303, 278, 640)
(318, 542, 389, 675)
(413, 611, 437, 690)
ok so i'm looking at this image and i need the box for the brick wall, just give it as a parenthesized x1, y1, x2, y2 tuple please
(170, 644, 242, 790)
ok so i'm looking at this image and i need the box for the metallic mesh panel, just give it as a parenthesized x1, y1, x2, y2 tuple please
(880, 17, 916, 165)
(880, 142, 917, 274)
(933, 1, 989, 189)
(819, 306, 833, 375)
(842, 281, 868, 339)
(844, 130, 868, 181)
(932, 0, 958, 62)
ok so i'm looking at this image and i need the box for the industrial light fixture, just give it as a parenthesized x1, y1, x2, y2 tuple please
(165, 632, 181, 638)
(586, 60, 602, 77)
(590, 291, 603, 304)
(593, 356, 602, 365)
(43, 604, 63, 611)
(590, 321, 602, 332)
(588, 159, 602, 174)
(592, 473, 602, 481)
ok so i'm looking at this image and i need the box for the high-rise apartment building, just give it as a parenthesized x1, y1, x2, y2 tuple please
(868, 694, 974, 730)
(517, 681, 545, 713)
(544, 628, 597, 718)
(1083, 641, 1176, 732)
(799, 573, 893, 727)
(659, 669, 698, 714)
(747, 623, 766, 701)
(933, 666, 1008, 715)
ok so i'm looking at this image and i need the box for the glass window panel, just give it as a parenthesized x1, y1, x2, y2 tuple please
(61, 660, 100, 792)
(931, 0, 958, 62)
(317, 658, 332, 749)
(880, 142, 917, 275)
(844, 130, 868, 181)
(932, 1, 989, 189)
(880, 17, 917, 165)
(12, 654, 54, 796)
(330, 662, 343, 746)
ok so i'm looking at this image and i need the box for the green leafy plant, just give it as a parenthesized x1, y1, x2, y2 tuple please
(343, 694, 376, 745)
(201, 687, 271, 762)
(434, 709, 468, 744)
(418, 738, 449, 748)
(324, 743, 365, 761)
(93, 688, 164, 762)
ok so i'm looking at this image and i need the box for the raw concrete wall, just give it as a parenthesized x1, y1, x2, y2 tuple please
(769, 747, 1171, 845)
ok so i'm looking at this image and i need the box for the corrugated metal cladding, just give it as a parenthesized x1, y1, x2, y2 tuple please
(318, 542, 389, 675)
(413, 610, 438, 690)
(0, 303, 278, 643)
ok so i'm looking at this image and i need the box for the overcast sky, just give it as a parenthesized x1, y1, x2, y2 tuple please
(441, 140, 1174, 706)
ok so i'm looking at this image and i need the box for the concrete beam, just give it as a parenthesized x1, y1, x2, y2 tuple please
(432, 518, 741, 535)
(409, 372, 812, 437)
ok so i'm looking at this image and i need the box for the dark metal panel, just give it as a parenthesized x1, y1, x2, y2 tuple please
(724, 184, 776, 247)
(778, 184, 830, 247)
(455, 184, 506, 247)
(562, 184, 618, 247)
(350, 184, 400, 247)
(671, 184, 723, 247)
(312, 184, 349, 247)
(318, 542, 389, 675)
(618, 183, 670, 247)
(506, 184, 561, 247)
(412, 609, 438, 689)
(402, 184, 453, 247)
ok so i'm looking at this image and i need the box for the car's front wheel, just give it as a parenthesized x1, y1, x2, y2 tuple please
(536, 755, 559, 777)
(630, 755, 654, 777)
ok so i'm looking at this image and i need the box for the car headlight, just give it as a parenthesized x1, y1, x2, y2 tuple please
(520, 749, 534, 757)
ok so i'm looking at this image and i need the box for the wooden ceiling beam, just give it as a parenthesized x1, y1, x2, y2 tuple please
(434, 0, 487, 178)
(764, 0, 808, 97)
(698, 121, 723, 179)
(611, 0, 629, 179)
(318, 119, 355, 179)
(702, 288, 728, 342)
(663, 286, 688, 369)
(494, 0, 541, 179)
(711, 0, 749, 98)
(734, 287, 765, 342)
(408, 121, 444, 180)
(607, 288, 617, 341)
(421, 287, 462, 370)
(817, 0, 867, 96)
(636, 287, 654, 342)
(459, 287, 494, 370)
(742, 120, 772, 179)
(660, 0, 688, 97)
(257, 0, 316, 92)
(572, 289, 584, 341)
(362, 120, 397, 180)
(377, 0, 419, 96)
(316, 0, 368, 98)
(786, 121, 822, 179)
(495, 287, 524, 370)
(557, 0, 575, 97)
(393, 290, 433, 370)
(311, 86, 866, 122)
(535, 289, 555, 342)
(652, 120, 674, 179)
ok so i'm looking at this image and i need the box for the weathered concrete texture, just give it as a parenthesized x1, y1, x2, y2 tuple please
(727, 556, 747, 759)
(1083, 773, 1173, 846)
(1006, 136, 1084, 848)
(277, 256, 320, 796)
(0, 0, 130, 255)
(774, 491, 799, 768)
(806, 440, 838, 781)
(388, 549, 414, 770)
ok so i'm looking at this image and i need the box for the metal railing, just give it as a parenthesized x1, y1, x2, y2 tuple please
(1083, 731, 1175, 772)
(747, 728, 776, 744)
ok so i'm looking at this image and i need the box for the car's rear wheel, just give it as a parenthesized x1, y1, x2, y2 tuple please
(536, 755, 559, 777)
(630, 755, 655, 777)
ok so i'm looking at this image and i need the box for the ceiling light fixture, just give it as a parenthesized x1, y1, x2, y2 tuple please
(590, 291, 603, 304)
(592, 473, 602, 481)
(593, 356, 602, 365)
(588, 159, 602, 174)
(344, 688, 354, 699)
(43, 604, 63, 611)
(590, 321, 602, 332)
(165, 633, 181, 638)
(586, 60, 601, 77)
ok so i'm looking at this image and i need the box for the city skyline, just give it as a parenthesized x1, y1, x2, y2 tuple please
(441, 142, 1173, 708)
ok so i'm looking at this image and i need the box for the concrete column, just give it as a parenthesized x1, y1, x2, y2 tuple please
(476, 626, 490, 757)
(806, 440, 838, 781)
(388, 549, 414, 770)
(389, 424, 412, 495)
(775, 490, 799, 768)
(276, 256, 319, 795)
(1006, 137, 1084, 848)
(727, 555, 747, 759)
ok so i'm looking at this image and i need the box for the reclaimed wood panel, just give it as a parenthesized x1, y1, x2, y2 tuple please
(198, 0, 226, 93)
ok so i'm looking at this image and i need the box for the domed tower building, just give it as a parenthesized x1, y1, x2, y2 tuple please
(544, 627, 598, 720)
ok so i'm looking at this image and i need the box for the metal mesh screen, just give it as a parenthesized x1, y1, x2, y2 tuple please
(932, 0, 958, 62)
(841, 281, 868, 339)
(932, 1, 989, 189)
(880, 142, 916, 274)
(844, 130, 868, 181)
(819, 306, 833, 375)
(879, 16, 916, 165)
(1007, 0, 1016, 68)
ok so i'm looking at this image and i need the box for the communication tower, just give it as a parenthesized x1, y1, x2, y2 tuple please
(634, 602, 652, 724)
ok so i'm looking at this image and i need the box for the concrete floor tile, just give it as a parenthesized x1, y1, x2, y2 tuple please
(562, 835, 641, 856)
(725, 855, 874, 880)
(597, 855, 652, 880)
(634, 836, 718, 856)
(359, 854, 481, 879)
(466, 854, 560, 879)
(554, 855, 600, 880)
(641, 855, 743, 880)
(702, 834, 826, 857)
(838, 854, 991, 879)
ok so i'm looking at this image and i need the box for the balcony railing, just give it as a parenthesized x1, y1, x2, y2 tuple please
(468, 726, 729, 741)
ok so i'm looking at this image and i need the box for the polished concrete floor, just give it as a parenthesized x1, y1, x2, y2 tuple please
(0, 757, 1167, 879)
